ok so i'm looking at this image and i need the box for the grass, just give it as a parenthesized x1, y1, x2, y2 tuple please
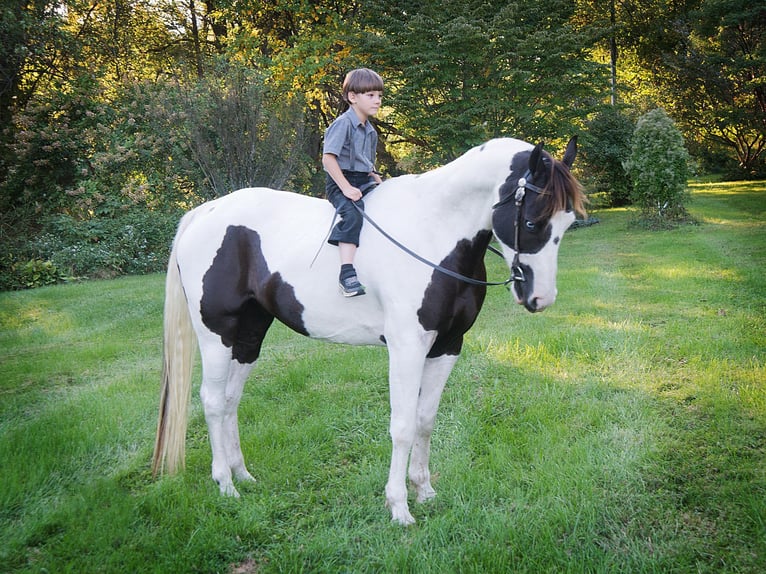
(1, 181, 764, 573)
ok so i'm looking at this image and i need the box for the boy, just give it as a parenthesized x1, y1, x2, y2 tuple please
(322, 68, 384, 297)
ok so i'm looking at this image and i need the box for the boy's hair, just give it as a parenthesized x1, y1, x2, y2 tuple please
(342, 68, 384, 103)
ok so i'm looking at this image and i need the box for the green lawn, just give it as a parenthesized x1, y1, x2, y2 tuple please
(1, 181, 764, 573)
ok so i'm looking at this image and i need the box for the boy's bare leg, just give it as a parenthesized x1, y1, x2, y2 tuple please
(339, 242, 357, 265)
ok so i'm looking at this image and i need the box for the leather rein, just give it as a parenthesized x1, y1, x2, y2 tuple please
(350, 170, 543, 288)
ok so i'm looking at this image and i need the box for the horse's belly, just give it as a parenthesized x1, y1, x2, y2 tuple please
(293, 289, 386, 346)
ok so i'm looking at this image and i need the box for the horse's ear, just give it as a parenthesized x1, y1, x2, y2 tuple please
(529, 142, 545, 175)
(562, 136, 578, 168)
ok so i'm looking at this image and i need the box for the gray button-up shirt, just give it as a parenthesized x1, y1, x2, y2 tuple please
(323, 107, 378, 173)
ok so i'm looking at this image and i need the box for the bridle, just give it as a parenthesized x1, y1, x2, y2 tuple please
(492, 169, 546, 284)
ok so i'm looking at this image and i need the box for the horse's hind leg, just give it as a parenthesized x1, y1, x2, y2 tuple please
(409, 354, 458, 503)
(199, 343, 258, 496)
(199, 294, 274, 496)
(222, 359, 257, 484)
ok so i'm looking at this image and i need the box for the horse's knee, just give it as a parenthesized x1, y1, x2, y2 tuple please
(416, 409, 437, 435)
(389, 418, 416, 448)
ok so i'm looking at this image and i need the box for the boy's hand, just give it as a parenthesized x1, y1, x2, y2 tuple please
(343, 186, 363, 202)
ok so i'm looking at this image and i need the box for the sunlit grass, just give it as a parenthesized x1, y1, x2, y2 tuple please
(0, 181, 764, 573)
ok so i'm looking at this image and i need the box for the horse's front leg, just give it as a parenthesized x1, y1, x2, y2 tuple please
(409, 354, 459, 503)
(384, 337, 430, 525)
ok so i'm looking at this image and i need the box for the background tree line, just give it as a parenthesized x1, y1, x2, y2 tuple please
(1, 0, 764, 289)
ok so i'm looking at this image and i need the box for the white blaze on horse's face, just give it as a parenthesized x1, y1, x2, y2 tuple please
(509, 208, 575, 312)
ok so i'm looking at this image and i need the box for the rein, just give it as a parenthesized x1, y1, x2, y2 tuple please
(352, 196, 512, 287)
(348, 172, 546, 288)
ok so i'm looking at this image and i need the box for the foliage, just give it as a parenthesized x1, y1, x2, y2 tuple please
(580, 106, 635, 206)
(359, 0, 610, 168)
(1, 0, 764, 289)
(5, 259, 64, 290)
(624, 108, 692, 224)
(1, 75, 103, 219)
(0, 61, 311, 289)
(0, 207, 181, 290)
(182, 62, 315, 196)
(615, 0, 766, 177)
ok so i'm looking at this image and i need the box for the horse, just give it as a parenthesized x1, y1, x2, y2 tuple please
(152, 136, 586, 525)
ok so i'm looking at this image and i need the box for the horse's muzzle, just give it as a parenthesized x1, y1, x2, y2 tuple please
(511, 264, 554, 313)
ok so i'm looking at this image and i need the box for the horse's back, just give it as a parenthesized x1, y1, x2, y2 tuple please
(173, 187, 389, 346)
(188, 187, 331, 233)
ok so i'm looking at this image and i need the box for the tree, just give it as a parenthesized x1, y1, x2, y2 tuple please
(358, 0, 609, 168)
(624, 108, 691, 223)
(580, 105, 635, 206)
(182, 63, 312, 196)
(616, 0, 766, 177)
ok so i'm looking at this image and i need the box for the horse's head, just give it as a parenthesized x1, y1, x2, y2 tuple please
(492, 137, 586, 312)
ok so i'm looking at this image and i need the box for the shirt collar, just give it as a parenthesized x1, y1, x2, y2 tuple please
(345, 106, 367, 128)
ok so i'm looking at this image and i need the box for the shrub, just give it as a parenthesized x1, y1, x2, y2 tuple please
(624, 108, 691, 224)
(42, 209, 180, 278)
(14, 259, 64, 289)
(0, 207, 180, 290)
(581, 106, 635, 206)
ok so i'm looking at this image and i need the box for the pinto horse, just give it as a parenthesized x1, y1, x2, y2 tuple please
(152, 137, 586, 525)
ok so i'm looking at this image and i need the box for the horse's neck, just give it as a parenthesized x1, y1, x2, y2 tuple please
(416, 145, 512, 224)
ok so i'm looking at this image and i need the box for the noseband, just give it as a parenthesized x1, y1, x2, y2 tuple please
(492, 169, 545, 284)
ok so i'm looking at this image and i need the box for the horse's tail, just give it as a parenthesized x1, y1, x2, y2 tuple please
(152, 210, 198, 477)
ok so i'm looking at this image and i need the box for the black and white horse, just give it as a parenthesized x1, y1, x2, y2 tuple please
(153, 137, 586, 525)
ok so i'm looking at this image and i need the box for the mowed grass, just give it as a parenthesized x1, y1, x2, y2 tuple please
(1, 181, 764, 573)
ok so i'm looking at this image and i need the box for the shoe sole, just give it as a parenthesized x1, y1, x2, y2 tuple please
(339, 284, 366, 297)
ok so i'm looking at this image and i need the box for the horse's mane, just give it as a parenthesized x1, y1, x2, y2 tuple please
(538, 153, 588, 219)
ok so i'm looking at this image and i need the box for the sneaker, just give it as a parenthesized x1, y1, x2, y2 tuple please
(339, 274, 366, 297)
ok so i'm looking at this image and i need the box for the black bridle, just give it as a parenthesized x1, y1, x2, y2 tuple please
(492, 169, 545, 284)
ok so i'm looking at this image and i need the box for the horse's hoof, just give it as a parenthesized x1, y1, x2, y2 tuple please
(234, 469, 256, 483)
(391, 510, 416, 526)
(387, 502, 416, 526)
(415, 486, 436, 504)
(218, 482, 241, 497)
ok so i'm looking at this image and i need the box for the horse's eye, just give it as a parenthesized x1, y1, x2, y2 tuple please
(524, 220, 536, 232)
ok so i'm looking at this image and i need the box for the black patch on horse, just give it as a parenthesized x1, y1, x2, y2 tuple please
(492, 150, 553, 254)
(201, 225, 308, 363)
(417, 230, 493, 357)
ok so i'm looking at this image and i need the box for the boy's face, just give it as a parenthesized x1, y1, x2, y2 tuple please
(348, 90, 382, 120)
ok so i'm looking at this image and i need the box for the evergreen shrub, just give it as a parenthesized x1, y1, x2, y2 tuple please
(624, 108, 692, 225)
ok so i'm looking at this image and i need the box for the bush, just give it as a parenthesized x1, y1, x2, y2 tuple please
(581, 106, 635, 206)
(13, 259, 64, 289)
(0, 207, 181, 290)
(624, 108, 691, 224)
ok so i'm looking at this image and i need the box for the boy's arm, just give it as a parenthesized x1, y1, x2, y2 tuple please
(323, 153, 362, 201)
